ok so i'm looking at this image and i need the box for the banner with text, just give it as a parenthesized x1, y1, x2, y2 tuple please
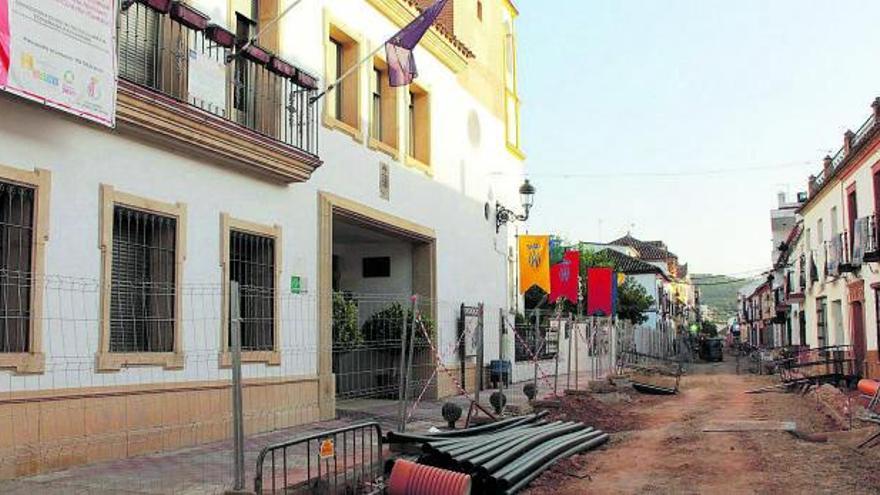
(1, 0, 117, 126)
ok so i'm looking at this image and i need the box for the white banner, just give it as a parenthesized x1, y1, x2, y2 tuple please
(1, 0, 117, 127)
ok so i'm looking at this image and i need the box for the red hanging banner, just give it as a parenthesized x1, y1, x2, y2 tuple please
(586, 267, 614, 316)
(550, 250, 580, 304)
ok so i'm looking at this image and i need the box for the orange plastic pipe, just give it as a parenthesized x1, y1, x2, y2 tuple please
(858, 379, 880, 396)
(388, 459, 472, 495)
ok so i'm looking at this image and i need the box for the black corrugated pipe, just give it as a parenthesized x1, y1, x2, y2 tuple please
(455, 422, 577, 469)
(491, 429, 600, 480)
(441, 422, 561, 457)
(417, 412, 547, 439)
(494, 431, 610, 491)
(469, 423, 590, 475)
(503, 433, 610, 494)
(427, 422, 553, 460)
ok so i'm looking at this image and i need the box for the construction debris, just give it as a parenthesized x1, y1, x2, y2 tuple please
(386, 412, 609, 494)
(702, 420, 796, 432)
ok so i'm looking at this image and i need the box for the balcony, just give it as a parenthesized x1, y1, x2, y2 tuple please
(826, 232, 854, 276)
(857, 215, 880, 263)
(117, 1, 321, 183)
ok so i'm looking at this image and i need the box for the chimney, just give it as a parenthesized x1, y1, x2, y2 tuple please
(844, 129, 855, 154)
(808, 176, 816, 196)
(873, 97, 880, 124)
(823, 155, 833, 177)
(777, 191, 786, 207)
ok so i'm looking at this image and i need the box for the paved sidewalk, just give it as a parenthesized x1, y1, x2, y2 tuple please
(0, 372, 597, 494)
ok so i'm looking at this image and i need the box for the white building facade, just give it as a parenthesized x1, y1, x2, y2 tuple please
(0, 0, 526, 477)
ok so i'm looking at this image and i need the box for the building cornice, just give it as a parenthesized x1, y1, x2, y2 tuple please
(365, 0, 471, 73)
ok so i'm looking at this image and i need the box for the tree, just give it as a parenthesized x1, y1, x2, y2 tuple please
(616, 278, 655, 325)
(700, 320, 719, 337)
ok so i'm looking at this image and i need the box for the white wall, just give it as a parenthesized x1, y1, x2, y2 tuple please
(333, 241, 414, 296)
(0, 0, 525, 390)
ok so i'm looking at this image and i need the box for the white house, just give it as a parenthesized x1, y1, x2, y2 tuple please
(0, 0, 526, 477)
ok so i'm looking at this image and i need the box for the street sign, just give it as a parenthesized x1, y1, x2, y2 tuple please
(318, 438, 334, 459)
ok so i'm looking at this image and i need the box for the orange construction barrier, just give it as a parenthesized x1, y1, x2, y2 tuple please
(388, 459, 472, 495)
(858, 379, 880, 396)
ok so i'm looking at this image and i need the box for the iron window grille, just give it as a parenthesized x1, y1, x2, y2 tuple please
(110, 206, 177, 353)
(229, 230, 275, 351)
(0, 182, 34, 353)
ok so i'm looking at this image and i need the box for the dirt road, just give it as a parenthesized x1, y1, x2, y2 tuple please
(528, 354, 880, 494)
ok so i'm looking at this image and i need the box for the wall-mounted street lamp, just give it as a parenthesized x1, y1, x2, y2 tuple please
(496, 179, 536, 233)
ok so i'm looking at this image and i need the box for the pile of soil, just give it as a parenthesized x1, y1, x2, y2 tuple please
(538, 389, 667, 432)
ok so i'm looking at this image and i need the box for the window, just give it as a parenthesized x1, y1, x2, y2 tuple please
(117, 2, 160, 88)
(847, 187, 857, 251)
(109, 206, 177, 353)
(220, 214, 281, 366)
(98, 185, 185, 371)
(0, 182, 35, 355)
(0, 167, 48, 374)
(477, 0, 483, 21)
(407, 85, 431, 167)
(830, 207, 838, 236)
(874, 169, 880, 215)
(816, 297, 827, 347)
(233, 12, 259, 126)
(503, 17, 521, 155)
(328, 40, 343, 121)
(229, 230, 275, 351)
(371, 68, 382, 142)
(369, 59, 399, 155)
(362, 257, 391, 278)
(325, 21, 361, 136)
(817, 219, 824, 245)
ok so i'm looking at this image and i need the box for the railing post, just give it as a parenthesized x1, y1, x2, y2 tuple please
(396, 299, 411, 432)
(229, 281, 246, 493)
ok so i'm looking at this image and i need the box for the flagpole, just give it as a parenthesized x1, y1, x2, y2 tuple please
(311, 0, 445, 105)
(227, 0, 307, 64)
(309, 42, 386, 105)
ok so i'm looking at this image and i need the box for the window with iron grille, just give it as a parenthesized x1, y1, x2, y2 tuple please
(229, 230, 275, 351)
(110, 206, 177, 353)
(0, 182, 35, 353)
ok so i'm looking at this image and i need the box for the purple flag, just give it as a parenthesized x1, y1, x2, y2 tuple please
(385, 0, 450, 87)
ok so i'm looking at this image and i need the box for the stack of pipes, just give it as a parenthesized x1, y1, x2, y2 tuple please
(386, 412, 609, 494)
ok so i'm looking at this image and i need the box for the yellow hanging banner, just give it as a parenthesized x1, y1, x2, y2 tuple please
(519, 235, 551, 294)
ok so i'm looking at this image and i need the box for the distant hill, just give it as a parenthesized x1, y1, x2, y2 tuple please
(692, 273, 761, 324)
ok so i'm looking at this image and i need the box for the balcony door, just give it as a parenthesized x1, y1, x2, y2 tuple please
(234, 10, 259, 129)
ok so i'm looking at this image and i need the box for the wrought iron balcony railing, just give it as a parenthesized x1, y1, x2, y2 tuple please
(826, 232, 853, 277)
(118, 2, 318, 157)
(857, 214, 880, 263)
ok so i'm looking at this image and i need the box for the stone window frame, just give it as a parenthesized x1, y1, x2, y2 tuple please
(406, 82, 432, 174)
(218, 213, 283, 367)
(367, 55, 402, 160)
(323, 9, 365, 143)
(97, 184, 187, 371)
(0, 164, 51, 374)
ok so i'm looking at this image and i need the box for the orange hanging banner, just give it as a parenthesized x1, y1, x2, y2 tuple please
(519, 235, 551, 294)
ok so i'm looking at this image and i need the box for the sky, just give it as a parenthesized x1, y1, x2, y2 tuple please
(515, 0, 880, 276)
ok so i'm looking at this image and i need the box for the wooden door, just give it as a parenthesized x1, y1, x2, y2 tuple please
(851, 301, 867, 377)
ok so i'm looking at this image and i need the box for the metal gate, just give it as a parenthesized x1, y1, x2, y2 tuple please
(332, 294, 433, 400)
